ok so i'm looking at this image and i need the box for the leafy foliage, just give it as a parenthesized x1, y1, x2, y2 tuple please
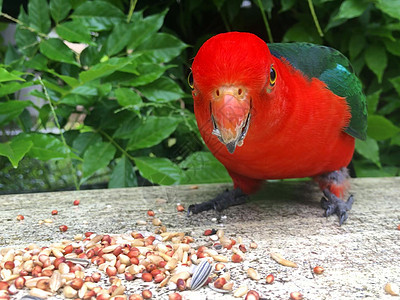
(0, 0, 399, 194)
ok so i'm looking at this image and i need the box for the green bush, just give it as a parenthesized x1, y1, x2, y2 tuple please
(0, 0, 231, 191)
(0, 0, 399, 193)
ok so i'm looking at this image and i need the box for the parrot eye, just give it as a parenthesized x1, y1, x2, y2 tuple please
(269, 66, 277, 86)
(187, 71, 194, 90)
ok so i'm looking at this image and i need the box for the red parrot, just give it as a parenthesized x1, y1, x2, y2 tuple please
(188, 32, 367, 224)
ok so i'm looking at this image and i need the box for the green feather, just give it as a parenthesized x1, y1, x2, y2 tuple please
(268, 42, 367, 141)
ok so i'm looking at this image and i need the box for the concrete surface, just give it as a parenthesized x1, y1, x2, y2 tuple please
(1, 177, 399, 299)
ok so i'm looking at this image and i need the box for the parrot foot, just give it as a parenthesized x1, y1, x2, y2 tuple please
(187, 188, 248, 215)
(320, 189, 354, 225)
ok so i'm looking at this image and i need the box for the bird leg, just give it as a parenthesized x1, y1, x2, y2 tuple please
(187, 188, 248, 215)
(321, 189, 354, 225)
(316, 168, 354, 225)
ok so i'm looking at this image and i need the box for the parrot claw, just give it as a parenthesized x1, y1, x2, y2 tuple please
(188, 188, 248, 215)
(320, 189, 354, 225)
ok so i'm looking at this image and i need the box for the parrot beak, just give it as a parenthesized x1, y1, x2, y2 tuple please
(210, 86, 251, 154)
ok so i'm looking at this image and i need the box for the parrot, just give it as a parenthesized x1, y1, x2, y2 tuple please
(187, 32, 367, 225)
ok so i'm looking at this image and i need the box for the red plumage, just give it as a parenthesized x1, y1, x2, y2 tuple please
(191, 32, 354, 197)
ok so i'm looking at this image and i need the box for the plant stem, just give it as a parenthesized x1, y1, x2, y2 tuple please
(127, 0, 138, 23)
(0, 12, 48, 39)
(256, 0, 274, 43)
(38, 76, 80, 190)
(308, 0, 324, 37)
(99, 129, 136, 162)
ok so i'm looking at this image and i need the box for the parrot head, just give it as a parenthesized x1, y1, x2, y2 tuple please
(190, 32, 276, 154)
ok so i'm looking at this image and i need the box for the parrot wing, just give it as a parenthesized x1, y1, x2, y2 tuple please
(268, 42, 367, 140)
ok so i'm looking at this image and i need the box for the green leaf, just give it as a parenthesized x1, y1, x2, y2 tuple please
(390, 76, 400, 97)
(15, 9, 39, 58)
(0, 82, 33, 97)
(384, 39, 400, 56)
(0, 68, 25, 82)
(72, 132, 102, 157)
(349, 34, 365, 60)
(15, 133, 75, 161)
(127, 10, 168, 50)
(109, 155, 137, 188)
(50, 0, 72, 23)
(40, 38, 79, 66)
(334, 0, 369, 20)
(139, 77, 185, 102)
(134, 156, 183, 185)
(364, 44, 387, 83)
(136, 33, 188, 63)
(367, 115, 400, 141)
(56, 21, 93, 44)
(59, 94, 94, 107)
(71, 1, 125, 31)
(366, 90, 381, 114)
(0, 138, 33, 168)
(127, 116, 180, 151)
(391, 133, 400, 146)
(355, 137, 381, 167)
(82, 141, 116, 182)
(25, 54, 48, 71)
(79, 56, 140, 83)
(180, 151, 231, 184)
(283, 22, 322, 43)
(28, 0, 51, 33)
(0, 100, 32, 126)
(105, 23, 133, 56)
(128, 63, 173, 87)
(375, 0, 400, 20)
(115, 88, 142, 107)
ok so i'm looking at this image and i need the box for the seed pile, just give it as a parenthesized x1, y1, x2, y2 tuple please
(2, 206, 288, 300)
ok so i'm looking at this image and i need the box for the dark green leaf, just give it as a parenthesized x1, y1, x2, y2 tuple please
(40, 38, 79, 66)
(127, 10, 168, 50)
(212, 0, 226, 11)
(15, 9, 39, 58)
(390, 76, 400, 97)
(56, 21, 93, 44)
(355, 137, 381, 167)
(375, 0, 400, 20)
(25, 54, 48, 71)
(180, 151, 231, 184)
(283, 22, 323, 43)
(135, 33, 187, 63)
(391, 134, 400, 147)
(82, 141, 116, 181)
(50, 0, 72, 23)
(0, 138, 33, 168)
(115, 88, 142, 107)
(127, 116, 180, 151)
(0, 68, 25, 82)
(72, 132, 102, 157)
(28, 0, 51, 33)
(367, 115, 400, 141)
(349, 34, 365, 60)
(71, 1, 125, 31)
(280, 0, 296, 12)
(0, 100, 32, 126)
(364, 44, 387, 83)
(105, 23, 132, 56)
(384, 39, 400, 56)
(139, 77, 185, 102)
(334, 0, 369, 20)
(79, 56, 140, 83)
(134, 156, 183, 185)
(113, 117, 140, 139)
(60, 94, 94, 107)
(128, 63, 173, 87)
(366, 89, 381, 114)
(109, 155, 137, 188)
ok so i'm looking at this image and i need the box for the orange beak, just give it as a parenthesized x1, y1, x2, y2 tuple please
(211, 86, 251, 153)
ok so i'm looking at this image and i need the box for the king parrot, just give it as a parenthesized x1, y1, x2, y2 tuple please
(187, 32, 367, 225)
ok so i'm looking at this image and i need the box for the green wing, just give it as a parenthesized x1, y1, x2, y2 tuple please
(268, 42, 367, 140)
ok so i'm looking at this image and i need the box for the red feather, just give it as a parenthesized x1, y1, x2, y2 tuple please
(192, 32, 354, 196)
